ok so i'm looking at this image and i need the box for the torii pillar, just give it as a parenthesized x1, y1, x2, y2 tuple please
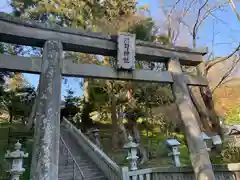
(30, 40, 63, 180)
(168, 57, 215, 180)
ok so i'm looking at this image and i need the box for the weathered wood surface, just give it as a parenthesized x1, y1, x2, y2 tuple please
(0, 54, 208, 86)
(30, 40, 63, 180)
(168, 58, 215, 180)
(0, 12, 207, 65)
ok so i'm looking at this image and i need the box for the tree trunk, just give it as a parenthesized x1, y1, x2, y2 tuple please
(197, 63, 220, 134)
(189, 41, 220, 135)
(199, 85, 221, 134)
(126, 87, 148, 164)
(80, 79, 94, 132)
(84, 79, 90, 102)
(9, 112, 13, 123)
(132, 122, 140, 143)
(189, 34, 220, 133)
(111, 94, 129, 150)
(21, 117, 26, 125)
(189, 86, 212, 131)
(132, 121, 148, 164)
(193, 36, 197, 49)
(111, 95, 120, 150)
(118, 122, 128, 143)
(27, 87, 38, 130)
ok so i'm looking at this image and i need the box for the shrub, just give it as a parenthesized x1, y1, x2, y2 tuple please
(220, 142, 240, 163)
(225, 107, 240, 125)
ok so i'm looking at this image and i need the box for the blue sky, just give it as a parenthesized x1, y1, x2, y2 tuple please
(1, 0, 239, 99)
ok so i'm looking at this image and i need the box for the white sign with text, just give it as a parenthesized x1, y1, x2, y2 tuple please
(117, 33, 136, 70)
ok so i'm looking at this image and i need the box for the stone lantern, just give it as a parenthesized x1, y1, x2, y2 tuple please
(123, 135, 139, 171)
(211, 135, 222, 151)
(200, 132, 211, 151)
(92, 128, 101, 148)
(165, 139, 181, 167)
(5, 141, 29, 180)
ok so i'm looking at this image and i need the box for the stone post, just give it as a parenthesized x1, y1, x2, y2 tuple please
(30, 40, 63, 180)
(123, 135, 139, 171)
(5, 141, 29, 180)
(168, 57, 215, 180)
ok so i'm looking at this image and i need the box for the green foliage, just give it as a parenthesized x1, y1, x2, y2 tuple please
(61, 89, 80, 119)
(133, 83, 173, 107)
(225, 107, 240, 125)
(220, 143, 240, 163)
(0, 122, 33, 180)
(0, 86, 36, 122)
(89, 83, 109, 107)
(11, 0, 138, 29)
(128, 17, 170, 44)
(0, 44, 13, 85)
(128, 17, 156, 41)
(158, 118, 177, 137)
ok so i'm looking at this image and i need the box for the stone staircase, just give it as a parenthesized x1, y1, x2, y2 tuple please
(59, 125, 108, 180)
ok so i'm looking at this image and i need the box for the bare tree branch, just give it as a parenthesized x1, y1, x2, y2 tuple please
(192, 0, 209, 47)
(171, 0, 197, 43)
(211, 55, 240, 93)
(169, 0, 181, 16)
(228, 0, 240, 21)
(177, 1, 235, 41)
(196, 2, 227, 33)
(160, 0, 182, 42)
(182, 0, 196, 17)
(205, 44, 240, 74)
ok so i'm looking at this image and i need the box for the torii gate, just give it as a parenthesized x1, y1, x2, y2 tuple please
(0, 13, 215, 180)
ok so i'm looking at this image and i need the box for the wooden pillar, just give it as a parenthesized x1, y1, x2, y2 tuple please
(168, 57, 215, 180)
(30, 40, 63, 180)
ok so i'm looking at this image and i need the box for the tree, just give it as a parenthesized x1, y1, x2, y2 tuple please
(86, 17, 174, 163)
(61, 89, 80, 121)
(0, 86, 36, 123)
(10, 0, 142, 133)
(8, 0, 180, 164)
(159, 0, 240, 135)
(10, 0, 138, 29)
(0, 44, 13, 89)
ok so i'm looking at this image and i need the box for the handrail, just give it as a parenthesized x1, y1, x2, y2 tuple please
(62, 117, 122, 180)
(60, 134, 85, 179)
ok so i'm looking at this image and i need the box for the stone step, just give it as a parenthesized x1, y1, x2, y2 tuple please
(59, 125, 108, 180)
(59, 171, 83, 178)
(84, 176, 107, 180)
(59, 166, 105, 179)
(59, 165, 102, 175)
